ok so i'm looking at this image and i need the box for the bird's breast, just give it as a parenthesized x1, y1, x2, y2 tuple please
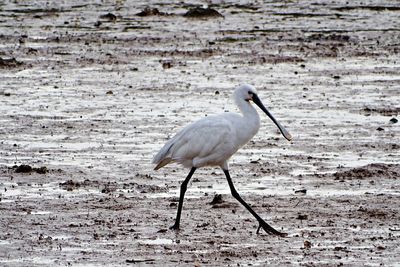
(227, 113, 260, 149)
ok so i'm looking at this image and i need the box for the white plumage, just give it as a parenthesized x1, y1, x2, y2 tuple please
(153, 84, 291, 170)
(152, 84, 292, 236)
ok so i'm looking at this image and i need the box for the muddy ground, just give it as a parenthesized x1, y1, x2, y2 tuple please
(0, 0, 399, 266)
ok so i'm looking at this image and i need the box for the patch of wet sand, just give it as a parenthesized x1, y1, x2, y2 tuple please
(0, 0, 399, 266)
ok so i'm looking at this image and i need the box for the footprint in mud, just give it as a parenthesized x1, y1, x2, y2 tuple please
(333, 163, 400, 180)
(13, 164, 48, 174)
(0, 57, 23, 68)
(183, 7, 224, 18)
(136, 7, 162, 16)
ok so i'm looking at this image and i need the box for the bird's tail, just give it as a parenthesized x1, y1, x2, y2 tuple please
(153, 158, 173, 170)
(152, 142, 174, 170)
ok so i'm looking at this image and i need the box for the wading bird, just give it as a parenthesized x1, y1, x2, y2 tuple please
(152, 84, 292, 236)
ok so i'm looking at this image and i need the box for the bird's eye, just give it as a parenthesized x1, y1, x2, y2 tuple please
(248, 91, 253, 95)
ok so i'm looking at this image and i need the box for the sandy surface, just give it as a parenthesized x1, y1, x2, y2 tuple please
(1, 1, 399, 266)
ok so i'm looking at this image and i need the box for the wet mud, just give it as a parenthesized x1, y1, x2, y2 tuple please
(0, 0, 399, 266)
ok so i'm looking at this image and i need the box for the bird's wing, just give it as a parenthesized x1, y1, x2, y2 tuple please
(153, 115, 235, 169)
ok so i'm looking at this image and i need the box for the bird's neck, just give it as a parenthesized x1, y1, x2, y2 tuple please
(236, 98, 258, 116)
(236, 99, 261, 133)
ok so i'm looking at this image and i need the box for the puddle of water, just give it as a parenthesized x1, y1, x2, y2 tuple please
(0, 257, 55, 265)
(148, 175, 400, 199)
(139, 238, 179, 245)
(0, 240, 11, 246)
(31, 210, 52, 215)
(0, 181, 103, 203)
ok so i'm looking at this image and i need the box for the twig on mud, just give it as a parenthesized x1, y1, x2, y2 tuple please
(126, 259, 155, 263)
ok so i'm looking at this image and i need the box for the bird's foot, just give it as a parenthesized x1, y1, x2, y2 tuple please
(169, 223, 180, 231)
(257, 221, 287, 237)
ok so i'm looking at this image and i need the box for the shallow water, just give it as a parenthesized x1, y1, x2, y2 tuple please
(1, 0, 400, 266)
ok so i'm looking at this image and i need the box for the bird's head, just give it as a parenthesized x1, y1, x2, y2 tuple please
(234, 84, 258, 102)
(235, 84, 292, 142)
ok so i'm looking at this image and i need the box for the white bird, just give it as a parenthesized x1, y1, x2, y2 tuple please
(153, 84, 292, 236)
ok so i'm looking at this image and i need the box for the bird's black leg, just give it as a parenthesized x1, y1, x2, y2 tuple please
(223, 169, 287, 237)
(170, 167, 196, 230)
